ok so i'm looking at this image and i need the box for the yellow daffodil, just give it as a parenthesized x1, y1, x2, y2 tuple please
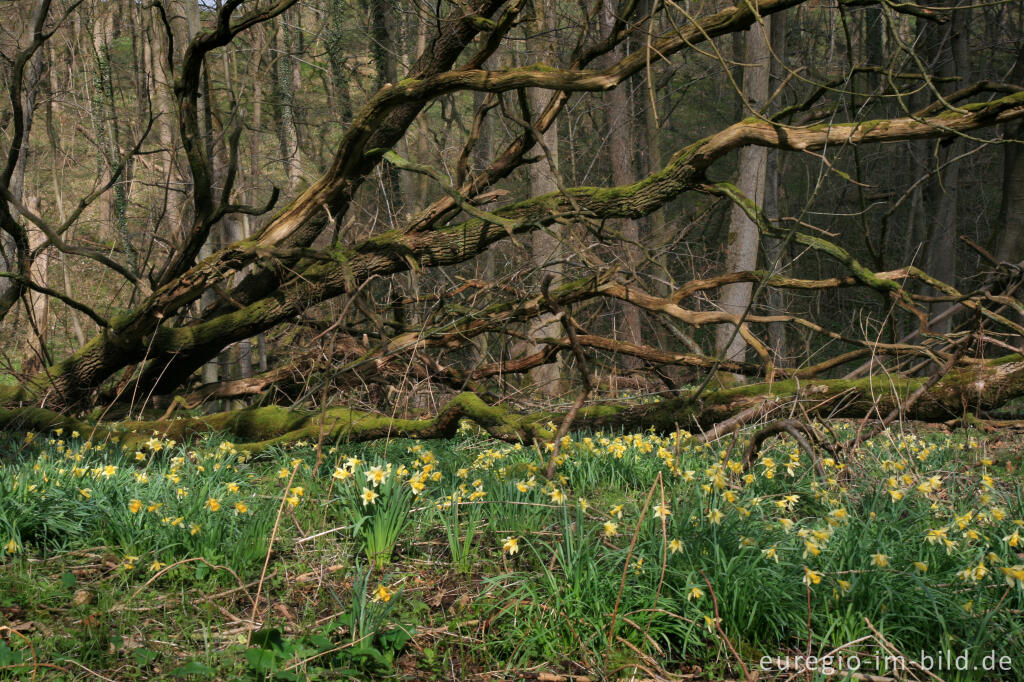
(361, 488, 378, 506)
(502, 537, 520, 555)
(999, 565, 1024, 588)
(669, 538, 683, 554)
(803, 567, 823, 586)
(688, 586, 704, 601)
(128, 499, 143, 514)
(373, 584, 393, 602)
(870, 553, 888, 568)
(365, 467, 387, 487)
(205, 498, 221, 512)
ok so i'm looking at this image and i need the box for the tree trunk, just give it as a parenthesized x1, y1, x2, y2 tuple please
(526, 0, 564, 398)
(91, 8, 133, 272)
(324, 0, 353, 122)
(272, 18, 303, 192)
(602, 0, 643, 369)
(763, 13, 787, 366)
(9, 17, 45, 372)
(716, 17, 772, 376)
(24, 196, 48, 373)
(993, 42, 1024, 347)
(919, 0, 969, 333)
(994, 42, 1024, 266)
(368, 0, 401, 213)
(150, 3, 185, 252)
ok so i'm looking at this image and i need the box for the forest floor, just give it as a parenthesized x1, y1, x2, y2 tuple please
(1, 421, 1023, 681)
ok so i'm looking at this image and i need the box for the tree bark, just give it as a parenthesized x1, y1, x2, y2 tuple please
(602, 0, 643, 368)
(324, 0, 352, 122)
(272, 17, 303, 192)
(716, 17, 772, 376)
(994, 42, 1024, 267)
(918, 0, 969, 334)
(527, 0, 564, 397)
(763, 13, 787, 366)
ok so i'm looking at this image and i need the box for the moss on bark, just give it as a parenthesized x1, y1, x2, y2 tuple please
(3, 355, 1022, 454)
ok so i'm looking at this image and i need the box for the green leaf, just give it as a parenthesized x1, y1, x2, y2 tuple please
(169, 660, 216, 676)
(132, 647, 159, 667)
(0, 641, 26, 666)
(250, 627, 286, 651)
(243, 647, 278, 673)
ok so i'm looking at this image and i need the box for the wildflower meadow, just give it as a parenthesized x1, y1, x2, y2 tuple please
(1, 423, 1023, 680)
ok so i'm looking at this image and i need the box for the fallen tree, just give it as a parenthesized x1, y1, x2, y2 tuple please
(4, 353, 1021, 454)
(3, 0, 1024, 444)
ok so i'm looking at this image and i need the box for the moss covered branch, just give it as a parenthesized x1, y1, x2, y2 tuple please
(5, 355, 1022, 454)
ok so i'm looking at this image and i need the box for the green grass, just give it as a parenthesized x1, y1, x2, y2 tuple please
(1, 424, 1023, 679)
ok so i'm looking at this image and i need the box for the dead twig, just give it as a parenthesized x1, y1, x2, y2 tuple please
(542, 274, 593, 479)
